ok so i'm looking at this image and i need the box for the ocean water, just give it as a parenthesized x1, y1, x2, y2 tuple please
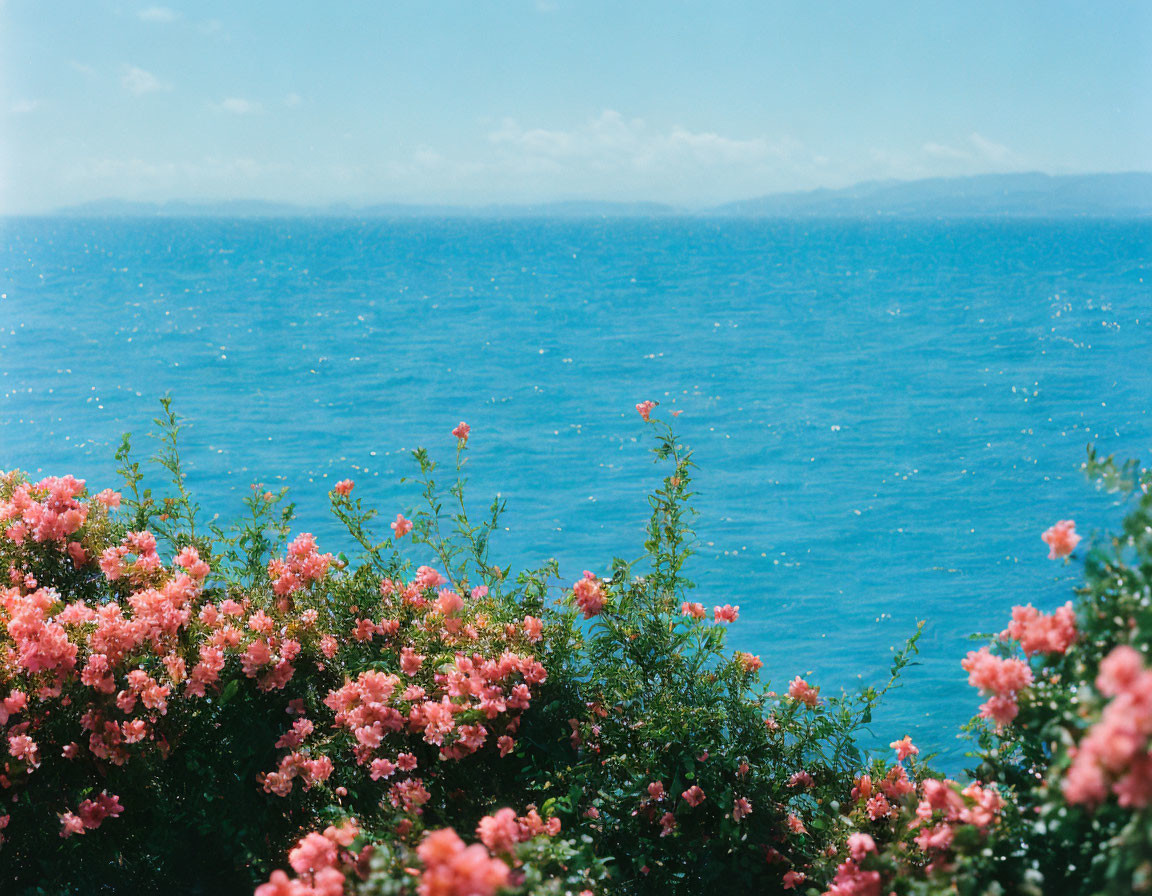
(2, 216, 1150, 767)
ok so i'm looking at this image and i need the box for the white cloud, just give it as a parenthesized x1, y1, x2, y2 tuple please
(65, 155, 292, 186)
(10, 99, 40, 115)
(283, 93, 302, 108)
(214, 97, 261, 115)
(121, 65, 170, 95)
(968, 132, 1011, 164)
(922, 133, 1014, 166)
(922, 141, 968, 161)
(69, 61, 97, 78)
(487, 110, 788, 173)
(138, 6, 179, 23)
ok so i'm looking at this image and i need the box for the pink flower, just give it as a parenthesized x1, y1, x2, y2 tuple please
(572, 571, 605, 619)
(824, 861, 879, 895)
(254, 870, 297, 896)
(95, 488, 122, 509)
(367, 757, 397, 781)
(1097, 645, 1144, 696)
(288, 832, 337, 874)
(1063, 644, 1152, 808)
(522, 616, 543, 642)
(333, 479, 354, 496)
(866, 794, 891, 820)
(59, 812, 86, 838)
(390, 513, 413, 538)
(681, 785, 706, 807)
(732, 796, 753, 821)
(400, 647, 425, 676)
(680, 601, 706, 619)
(647, 781, 665, 801)
(636, 400, 658, 421)
(1042, 519, 1081, 559)
(659, 811, 676, 836)
(477, 808, 521, 854)
(8, 734, 39, 766)
(713, 604, 739, 623)
(67, 541, 88, 567)
(1002, 602, 1077, 655)
(174, 545, 210, 581)
(435, 589, 464, 617)
(76, 792, 123, 830)
(847, 832, 877, 862)
(890, 735, 919, 761)
(418, 828, 510, 896)
(787, 676, 821, 707)
(961, 647, 1033, 730)
(736, 652, 763, 673)
(788, 771, 814, 789)
(452, 421, 471, 443)
(782, 870, 806, 890)
(416, 566, 446, 589)
(268, 532, 333, 596)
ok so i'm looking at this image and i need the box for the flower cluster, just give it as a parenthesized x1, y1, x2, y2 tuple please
(1062, 645, 1152, 807)
(1001, 602, 1077, 656)
(572, 571, 605, 619)
(267, 532, 333, 605)
(960, 647, 1033, 728)
(0, 473, 95, 546)
(255, 821, 360, 896)
(822, 775, 1002, 896)
(257, 808, 580, 896)
(1041, 518, 1080, 559)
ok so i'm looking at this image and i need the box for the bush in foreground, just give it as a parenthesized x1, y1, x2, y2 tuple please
(0, 400, 1148, 894)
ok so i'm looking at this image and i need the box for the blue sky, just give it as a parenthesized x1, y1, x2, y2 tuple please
(2, 1, 1149, 212)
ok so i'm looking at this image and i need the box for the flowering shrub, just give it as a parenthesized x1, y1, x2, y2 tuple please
(803, 451, 1152, 896)
(2, 400, 1150, 895)
(0, 402, 555, 891)
(936, 451, 1152, 895)
(255, 809, 605, 896)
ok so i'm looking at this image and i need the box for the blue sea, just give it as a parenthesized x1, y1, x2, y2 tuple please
(2, 216, 1150, 767)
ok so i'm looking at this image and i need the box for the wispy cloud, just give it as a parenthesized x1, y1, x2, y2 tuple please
(137, 6, 179, 23)
(922, 141, 968, 161)
(922, 132, 1013, 165)
(487, 110, 790, 173)
(65, 156, 292, 186)
(968, 133, 1011, 164)
(10, 99, 40, 115)
(283, 93, 303, 108)
(213, 97, 261, 115)
(121, 65, 170, 96)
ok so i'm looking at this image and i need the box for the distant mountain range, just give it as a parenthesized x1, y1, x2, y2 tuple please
(47, 173, 1152, 219)
(709, 172, 1152, 218)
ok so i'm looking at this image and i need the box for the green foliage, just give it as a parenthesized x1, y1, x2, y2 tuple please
(8, 402, 1149, 896)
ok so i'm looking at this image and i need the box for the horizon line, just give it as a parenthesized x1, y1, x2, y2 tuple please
(3, 169, 1151, 218)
